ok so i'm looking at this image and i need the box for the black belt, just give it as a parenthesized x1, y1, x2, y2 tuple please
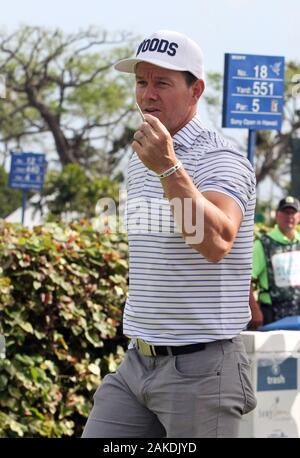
(136, 338, 206, 356)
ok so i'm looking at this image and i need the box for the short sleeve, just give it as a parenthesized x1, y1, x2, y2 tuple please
(194, 149, 256, 215)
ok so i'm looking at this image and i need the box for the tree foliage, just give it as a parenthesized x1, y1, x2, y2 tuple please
(0, 26, 137, 173)
(254, 62, 300, 187)
(34, 163, 122, 221)
(0, 165, 22, 218)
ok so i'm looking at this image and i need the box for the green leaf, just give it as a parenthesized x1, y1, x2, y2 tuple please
(88, 363, 100, 376)
(9, 420, 24, 437)
(18, 322, 34, 334)
(34, 329, 44, 340)
(33, 281, 42, 290)
(0, 374, 8, 390)
(29, 407, 46, 421)
(8, 386, 21, 399)
(114, 285, 124, 297)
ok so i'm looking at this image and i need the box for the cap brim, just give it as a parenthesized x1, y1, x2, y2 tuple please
(115, 57, 190, 74)
(278, 204, 298, 211)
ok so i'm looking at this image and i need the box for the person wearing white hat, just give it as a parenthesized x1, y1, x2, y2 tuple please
(83, 30, 257, 438)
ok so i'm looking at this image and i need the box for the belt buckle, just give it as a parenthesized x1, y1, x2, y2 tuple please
(137, 339, 156, 356)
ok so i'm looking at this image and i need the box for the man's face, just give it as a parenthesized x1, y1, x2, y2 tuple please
(276, 207, 300, 233)
(135, 62, 203, 136)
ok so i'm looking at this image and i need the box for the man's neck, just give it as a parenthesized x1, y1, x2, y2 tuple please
(280, 228, 295, 241)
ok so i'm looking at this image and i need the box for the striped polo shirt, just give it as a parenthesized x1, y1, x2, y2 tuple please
(124, 114, 256, 345)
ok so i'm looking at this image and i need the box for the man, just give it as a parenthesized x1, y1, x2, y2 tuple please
(249, 196, 300, 329)
(83, 30, 256, 438)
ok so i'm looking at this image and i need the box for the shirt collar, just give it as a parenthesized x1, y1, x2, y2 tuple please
(172, 114, 205, 149)
(269, 225, 300, 244)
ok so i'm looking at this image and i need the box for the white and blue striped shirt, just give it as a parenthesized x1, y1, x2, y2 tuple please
(124, 115, 256, 345)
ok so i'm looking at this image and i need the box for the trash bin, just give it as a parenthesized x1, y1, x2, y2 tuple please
(239, 330, 300, 438)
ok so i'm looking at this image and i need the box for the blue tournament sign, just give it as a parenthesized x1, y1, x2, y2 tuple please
(9, 152, 46, 224)
(222, 53, 285, 130)
(9, 152, 46, 191)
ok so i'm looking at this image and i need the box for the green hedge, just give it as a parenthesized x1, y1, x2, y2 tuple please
(0, 220, 128, 437)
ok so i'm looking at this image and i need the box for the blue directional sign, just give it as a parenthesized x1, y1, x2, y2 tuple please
(9, 152, 46, 191)
(257, 358, 297, 392)
(222, 53, 285, 130)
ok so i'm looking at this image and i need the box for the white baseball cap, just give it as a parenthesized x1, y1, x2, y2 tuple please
(115, 30, 205, 81)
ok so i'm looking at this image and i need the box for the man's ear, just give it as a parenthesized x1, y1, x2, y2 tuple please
(192, 79, 205, 102)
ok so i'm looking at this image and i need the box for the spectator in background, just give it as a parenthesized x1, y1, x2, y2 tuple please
(249, 196, 300, 329)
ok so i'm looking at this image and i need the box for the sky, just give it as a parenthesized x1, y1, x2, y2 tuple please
(1, 0, 299, 73)
(1, 0, 300, 203)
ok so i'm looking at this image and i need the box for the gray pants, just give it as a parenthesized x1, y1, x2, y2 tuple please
(82, 336, 256, 438)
